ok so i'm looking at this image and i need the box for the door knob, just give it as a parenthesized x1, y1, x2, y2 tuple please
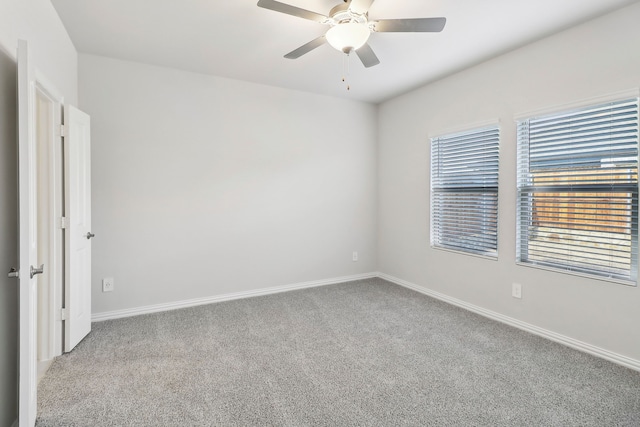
(30, 264, 44, 279)
(86, 232, 95, 239)
(7, 267, 19, 279)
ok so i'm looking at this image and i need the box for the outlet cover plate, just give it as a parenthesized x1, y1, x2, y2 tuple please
(512, 283, 522, 299)
(103, 277, 114, 292)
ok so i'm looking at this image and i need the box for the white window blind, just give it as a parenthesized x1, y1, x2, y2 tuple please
(517, 98, 639, 283)
(431, 126, 499, 257)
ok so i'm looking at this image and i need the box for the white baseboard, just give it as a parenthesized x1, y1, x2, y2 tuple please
(92, 272, 378, 322)
(378, 272, 640, 372)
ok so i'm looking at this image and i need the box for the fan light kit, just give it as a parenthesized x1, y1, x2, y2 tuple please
(257, 0, 447, 68)
(326, 23, 370, 53)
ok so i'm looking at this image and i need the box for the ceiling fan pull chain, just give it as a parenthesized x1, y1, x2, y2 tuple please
(340, 53, 350, 91)
(347, 53, 351, 90)
(341, 53, 349, 91)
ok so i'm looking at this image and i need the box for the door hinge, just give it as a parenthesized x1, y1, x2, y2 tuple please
(59, 124, 66, 138)
(60, 216, 68, 229)
(60, 308, 67, 321)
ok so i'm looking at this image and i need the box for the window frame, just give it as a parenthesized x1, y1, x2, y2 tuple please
(516, 97, 639, 285)
(430, 124, 500, 258)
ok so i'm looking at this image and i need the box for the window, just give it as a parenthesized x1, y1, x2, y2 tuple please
(517, 98, 639, 283)
(431, 126, 500, 257)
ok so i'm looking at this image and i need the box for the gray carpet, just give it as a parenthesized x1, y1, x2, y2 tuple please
(37, 278, 640, 426)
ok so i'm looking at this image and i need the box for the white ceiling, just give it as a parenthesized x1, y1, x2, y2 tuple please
(51, 0, 638, 104)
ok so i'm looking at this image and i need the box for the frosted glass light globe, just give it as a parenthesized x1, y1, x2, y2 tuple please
(326, 23, 370, 53)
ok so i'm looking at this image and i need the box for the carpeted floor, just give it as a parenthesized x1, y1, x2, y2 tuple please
(37, 278, 640, 426)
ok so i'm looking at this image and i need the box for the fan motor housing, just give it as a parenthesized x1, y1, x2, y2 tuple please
(329, 3, 367, 25)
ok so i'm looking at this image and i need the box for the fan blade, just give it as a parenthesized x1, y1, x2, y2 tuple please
(348, 0, 375, 14)
(374, 17, 446, 32)
(257, 0, 328, 23)
(284, 36, 327, 59)
(355, 43, 380, 68)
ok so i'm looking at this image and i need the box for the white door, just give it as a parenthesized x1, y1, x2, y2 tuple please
(17, 39, 39, 427)
(64, 105, 92, 352)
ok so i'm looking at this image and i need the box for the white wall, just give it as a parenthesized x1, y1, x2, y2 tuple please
(0, 0, 78, 104)
(79, 55, 378, 315)
(378, 2, 640, 362)
(0, 0, 78, 425)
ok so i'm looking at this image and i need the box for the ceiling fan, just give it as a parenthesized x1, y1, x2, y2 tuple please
(257, 0, 446, 68)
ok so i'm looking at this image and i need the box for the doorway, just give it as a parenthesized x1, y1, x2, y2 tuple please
(34, 81, 64, 381)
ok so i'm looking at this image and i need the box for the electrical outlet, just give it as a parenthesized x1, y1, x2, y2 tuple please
(102, 277, 114, 292)
(512, 283, 522, 299)
(352, 251, 358, 262)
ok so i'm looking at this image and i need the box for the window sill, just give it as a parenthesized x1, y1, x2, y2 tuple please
(431, 245, 498, 261)
(515, 261, 637, 287)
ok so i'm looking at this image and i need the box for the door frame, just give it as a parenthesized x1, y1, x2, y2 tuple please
(34, 71, 65, 365)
